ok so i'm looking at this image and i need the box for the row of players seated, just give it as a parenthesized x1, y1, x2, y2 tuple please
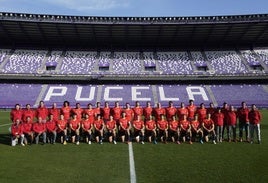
(10, 101, 261, 145)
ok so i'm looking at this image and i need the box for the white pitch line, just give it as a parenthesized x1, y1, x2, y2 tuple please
(128, 142, 137, 183)
(0, 123, 11, 127)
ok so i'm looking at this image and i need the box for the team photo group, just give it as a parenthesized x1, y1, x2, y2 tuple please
(10, 100, 262, 146)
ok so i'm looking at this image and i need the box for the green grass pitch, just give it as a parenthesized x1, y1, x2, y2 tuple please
(0, 110, 267, 183)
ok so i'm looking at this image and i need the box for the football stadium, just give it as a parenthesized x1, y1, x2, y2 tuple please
(0, 11, 268, 183)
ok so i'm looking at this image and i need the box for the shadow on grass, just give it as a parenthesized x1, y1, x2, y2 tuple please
(261, 124, 268, 130)
(0, 133, 11, 146)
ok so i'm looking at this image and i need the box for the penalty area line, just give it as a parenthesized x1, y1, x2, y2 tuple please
(128, 142, 137, 183)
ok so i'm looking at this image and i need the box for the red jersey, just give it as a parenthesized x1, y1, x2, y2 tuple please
(207, 107, 215, 115)
(36, 107, 48, 120)
(221, 107, 229, 124)
(46, 120, 57, 132)
(237, 107, 249, 123)
(133, 107, 143, 119)
(166, 107, 177, 120)
(124, 108, 134, 122)
(69, 119, 80, 130)
(22, 109, 36, 122)
(111, 107, 122, 120)
(61, 106, 71, 120)
(57, 119, 67, 131)
(106, 120, 116, 130)
(71, 108, 84, 121)
(143, 107, 153, 120)
(157, 120, 168, 130)
(191, 120, 200, 131)
(81, 118, 93, 131)
(10, 109, 23, 122)
(133, 119, 144, 130)
(146, 120, 156, 131)
(94, 107, 101, 117)
(196, 108, 207, 122)
(153, 108, 166, 121)
(227, 111, 237, 126)
(11, 123, 23, 136)
(119, 118, 130, 130)
(177, 108, 188, 120)
(212, 112, 224, 126)
(202, 119, 214, 130)
(84, 109, 95, 121)
(180, 120, 191, 131)
(187, 105, 197, 119)
(22, 123, 32, 134)
(94, 119, 104, 130)
(49, 108, 60, 121)
(249, 110, 262, 125)
(101, 107, 110, 121)
(33, 122, 46, 133)
(169, 120, 179, 131)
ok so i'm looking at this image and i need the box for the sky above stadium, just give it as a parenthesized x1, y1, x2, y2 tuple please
(1, 0, 268, 17)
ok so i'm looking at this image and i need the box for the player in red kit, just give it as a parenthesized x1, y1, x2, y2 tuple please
(153, 102, 166, 121)
(177, 102, 188, 120)
(94, 114, 105, 144)
(227, 106, 237, 142)
(143, 101, 153, 120)
(106, 115, 117, 144)
(133, 101, 143, 120)
(221, 102, 229, 141)
(22, 116, 34, 145)
(69, 114, 81, 145)
(111, 101, 122, 123)
(187, 99, 197, 121)
(71, 103, 83, 121)
(36, 101, 48, 122)
(165, 101, 177, 121)
(81, 114, 94, 144)
(94, 102, 101, 118)
(33, 117, 47, 145)
(212, 107, 224, 142)
(10, 104, 23, 123)
(196, 103, 207, 122)
(101, 101, 111, 122)
(124, 103, 134, 123)
(157, 114, 169, 144)
(61, 101, 71, 121)
(57, 114, 68, 145)
(168, 115, 180, 144)
(84, 103, 95, 122)
(191, 114, 203, 144)
(132, 115, 145, 144)
(207, 103, 216, 116)
(22, 104, 35, 122)
(202, 114, 216, 144)
(119, 112, 132, 143)
(249, 104, 262, 144)
(11, 119, 25, 146)
(46, 114, 57, 144)
(237, 102, 250, 142)
(49, 103, 60, 121)
(180, 114, 192, 144)
(145, 115, 157, 144)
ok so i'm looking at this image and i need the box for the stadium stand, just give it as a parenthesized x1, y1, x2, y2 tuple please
(3, 49, 47, 74)
(157, 52, 193, 74)
(254, 48, 268, 66)
(112, 52, 142, 74)
(205, 51, 248, 74)
(60, 51, 97, 74)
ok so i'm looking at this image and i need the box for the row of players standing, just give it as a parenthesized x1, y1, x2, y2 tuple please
(10, 100, 262, 145)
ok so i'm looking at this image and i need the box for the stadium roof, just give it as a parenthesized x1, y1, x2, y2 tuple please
(0, 12, 268, 49)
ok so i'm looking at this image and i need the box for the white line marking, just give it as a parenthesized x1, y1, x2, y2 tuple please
(128, 142, 137, 183)
(0, 123, 11, 127)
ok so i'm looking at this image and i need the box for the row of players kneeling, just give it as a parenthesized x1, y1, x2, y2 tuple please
(11, 111, 261, 146)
